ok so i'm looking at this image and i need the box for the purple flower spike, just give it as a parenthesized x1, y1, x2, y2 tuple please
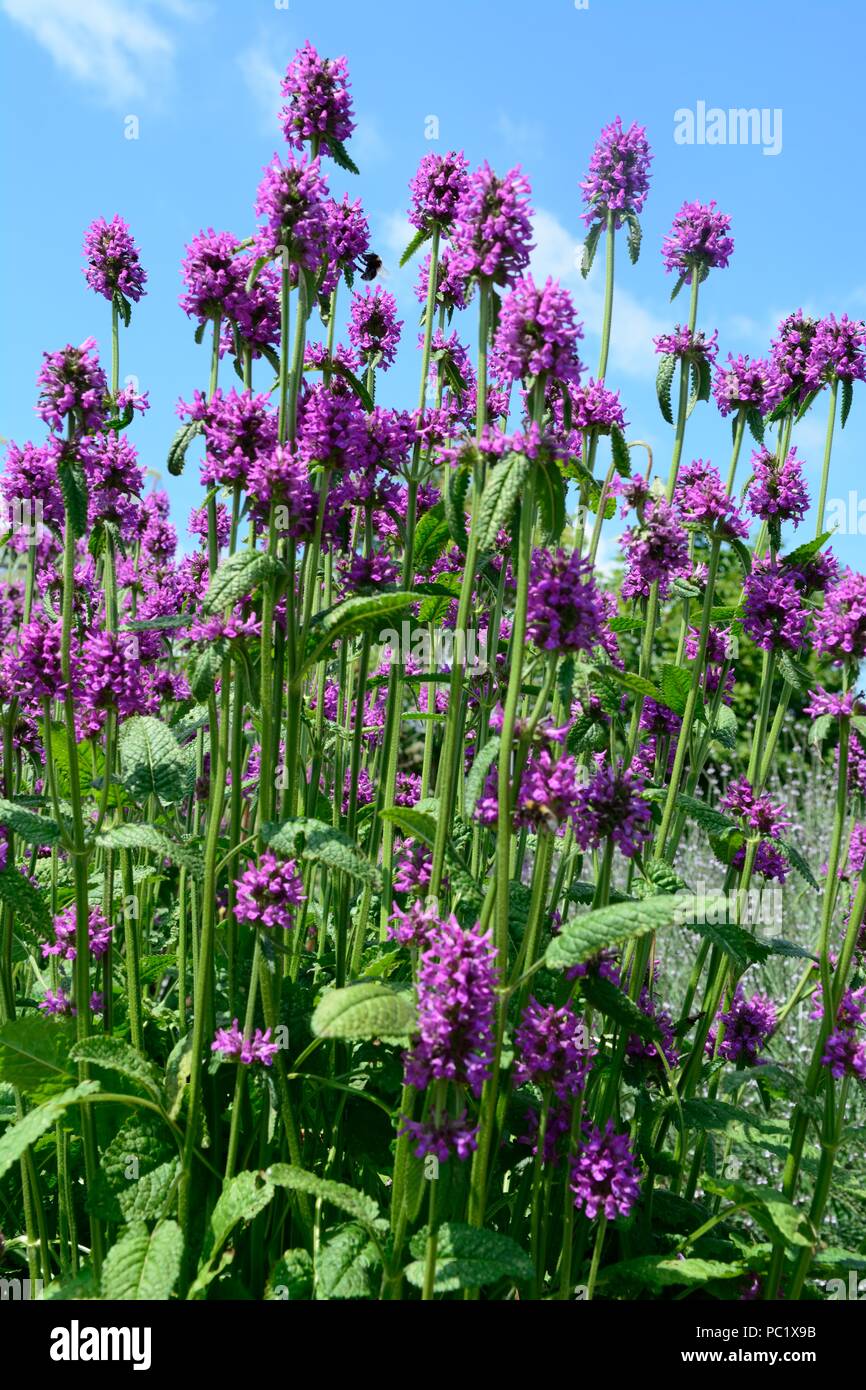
(83, 215, 147, 302)
(581, 117, 652, 229)
(280, 40, 355, 156)
(662, 199, 733, 281)
(570, 1121, 641, 1221)
(451, 162, 534, 289)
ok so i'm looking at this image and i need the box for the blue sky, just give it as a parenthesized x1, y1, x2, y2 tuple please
(2, 0, 865, 565)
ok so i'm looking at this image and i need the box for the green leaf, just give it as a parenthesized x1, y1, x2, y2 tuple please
(118, 716, 189, 805)
(777, 649, 811, 693)
(590, 666, 663, 703)
(780, 531, 833, 574)
(303, 592, 423, 673)
(699, 1176, 811, 1247)
(167, 420, 202, 478)
(610, 425, 631, 476)
(599, 1255, 743, 1291)
(746, 406, 765, 443)
(0, 1016, 75, 1097)
(840, 376, 854, 429)
(100, 1221, 184, 1300)
(656, 353, 676, 425)
(708, 702, 737, 750)
(0, 1081, 99, 1180)
(772, 835, 818, 891)
(316, 1223, 380, 1299)
(57, 456, 89, 538)
(687, 918, 770, 972)
(209, 1170, 275, 1255)
(87, 1114, 176, 1223)
(665, 792, 736, 839)
(444, 463, 471, 553)
(546, 893, 726, 970)
(660, 663, 701, 719)
(405, 1221, 533, 1292)
(476, 451, 532, 551)
(70, 1037, 163, 1103)
(267, 1164, 381, 1229)
(625, 213, 642, 265)
(0, 866, 52, 938)
(579, 973, 661, 1044)
(264, 817, 381, 889)
(95, 823, 203, 876)
(0, 799, 61, 845)
(412, 502, 451, 574)
(330, 139, 360, 175)
(311, 982, 416, 1040)
(581, 220, 603, 278)
(464, 738, 500, 820)
(267, 1249, 314, 1300)
(535, 453, 566, 544)
(379, 805, 437, 847)
(188, 641, 226, 700)
(202, 549, 281, 615)
(399, 225, 433, 267)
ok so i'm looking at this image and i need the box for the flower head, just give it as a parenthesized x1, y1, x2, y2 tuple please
(492, 275, 583, 385)
(234, 851, 304, 931)
(572, 761, 653, 859)
(570, 1121, 641, 1221)
(745, 446, 809, 527)
(581, 117, 652, 229)
(403, 914, 498, 1097)
(451, 162, 534, 288)
(254, 153, 330, 267)
(280, 40, 354, 155)
(712, 353, 784, 418)
(662, 199, 733, 280)
(83, 215, 147, 302)
(348, 285, 402, 371)
(409, 150, 470, 231)
(36, 339, 107, 434)
(513, 997, 594, 1099)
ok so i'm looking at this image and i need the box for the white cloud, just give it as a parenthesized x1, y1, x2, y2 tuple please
(494, 111, 545, 162)
(530, 207, 666, 379)
(353, 114, 388, 166)
(1, 0, 198, 105)
(238, 41, 285, 135)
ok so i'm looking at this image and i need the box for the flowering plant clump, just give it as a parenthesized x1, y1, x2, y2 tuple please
(1, 38, 864, 1310)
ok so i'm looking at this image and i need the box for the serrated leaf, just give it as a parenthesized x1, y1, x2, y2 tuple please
(71, 1036, 163, 1103)
(58, 456, 89, 538)
(267, 1163, 380, 1229)
(100, 1220, 184, 1300)
(167, 420, 202, 478)
(0, 799, 61, 845)
(316, 1223, 380, 1299)
(699, 1176, 811, 1247)
(656, 353, 676, 425)
(87, 1113, 176, 1223)
(625, 213, 642, 265)
(579, 974, 661, 1044)
(330, 138, 360, 175)
(264, 818, 381, 889)
(840, 376, 854, 429)
(599, 1255, 743, 1290)
(660, 663, 701, 719)
(581, 220, 603, 278)
(0, 1016, 75, 1096)
(267, 1249, 314, 1300)
(405, 1221, 533, 1292)
(610, 425, 631, 476)
(118, 716, 189, 805)
(95, 823, 203, 876)
(687, 917, 770, 972)
(399, 225, 433, 267)
(412, 502, 451, 574)
(0, 1081, 99, 1180)
(0, 866, 53, 938)
(464, 738, 500, 820)
(476, 451, 532, 551)
(444, 464, 470, 553)
(311, 982, 416, 1040)
(546, 893, 727, 970)
(772, 835, 818, 891)
(303, 592, 423, 673)
(209, 1170, 275, 1255)
(203, 549, 281, 615)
